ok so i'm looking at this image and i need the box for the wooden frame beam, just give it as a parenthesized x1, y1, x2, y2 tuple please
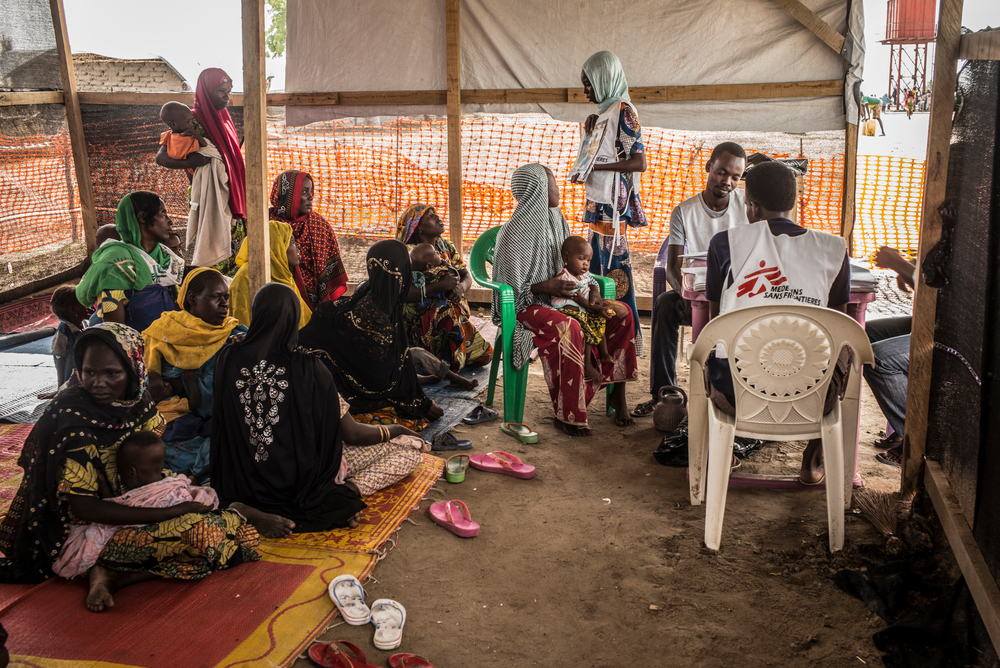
(242, 0, 270, 297)
(840, 122, 859, 245)
(925, 461, 1000, 654)
(0, 91, 64, 107)
(49, 0, 98, 255)
(68, 80, 843, 108)
(901, 0, 965, 498)
(769, 0, 846, 53)
(959, 29, 1000, 61)
(445, 0, 463, 251)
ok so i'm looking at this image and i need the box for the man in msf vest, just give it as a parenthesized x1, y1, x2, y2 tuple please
(704, 161, 851, 484)
(633, 142, 749, 418)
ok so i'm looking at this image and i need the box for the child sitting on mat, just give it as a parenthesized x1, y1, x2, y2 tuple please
(156, 102, 210, 181)
(51, 431, 217, 579)
(550, 235, 619, 382)
(48, 286, 92, 388)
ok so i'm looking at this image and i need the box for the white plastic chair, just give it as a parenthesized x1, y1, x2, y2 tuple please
(686, 304, 874, 553)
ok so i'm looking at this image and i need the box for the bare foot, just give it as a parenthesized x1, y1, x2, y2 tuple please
(87, 565, 116, 612)
(230, 502, 296, 538)
(347, 512, 362, 529)
(799, 439, 825, 484)
(446, 371, 479, 390)
(418, 374, 440, 385)
(553, 418, 592, 437)
(427, 401, 444, 421)
(610, 383, 634, 427)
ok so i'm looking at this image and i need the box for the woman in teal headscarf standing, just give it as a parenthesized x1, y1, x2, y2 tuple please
(573, 51, 648, 353)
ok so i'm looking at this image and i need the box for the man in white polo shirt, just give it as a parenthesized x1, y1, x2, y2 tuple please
(705, 160, 850, 484)
(633, 142, 748, 418)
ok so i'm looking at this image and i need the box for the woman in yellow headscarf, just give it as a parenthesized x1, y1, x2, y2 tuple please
(229, 219, 312, 328)
(143, 267, 247, 479)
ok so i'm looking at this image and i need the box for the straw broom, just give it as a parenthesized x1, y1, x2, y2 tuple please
(853, 488, 906, 555)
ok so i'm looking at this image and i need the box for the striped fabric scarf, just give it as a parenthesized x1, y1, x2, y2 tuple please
(491, 163, 569, 370)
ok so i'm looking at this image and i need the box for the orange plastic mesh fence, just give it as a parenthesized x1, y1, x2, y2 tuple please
(853, 155, 925, 257)
(1, 109, 923, 261)
(0, 130, 82, 254)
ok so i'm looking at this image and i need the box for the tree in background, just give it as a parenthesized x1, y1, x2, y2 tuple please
(265, 0, 286, 58)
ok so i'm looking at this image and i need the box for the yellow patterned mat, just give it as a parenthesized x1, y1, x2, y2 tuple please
(277, 453, 443, 552)
(0, 423, 31, 517)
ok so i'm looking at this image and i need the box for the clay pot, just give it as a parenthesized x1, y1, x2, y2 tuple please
(653, 386, 688, 433)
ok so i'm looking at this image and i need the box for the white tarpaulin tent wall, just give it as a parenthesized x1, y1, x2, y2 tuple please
(283, 0, 865, 246)
(285, 0, 864, 132)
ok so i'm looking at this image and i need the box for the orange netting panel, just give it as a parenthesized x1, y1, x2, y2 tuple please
(2, 109, 924, 262)
(0, 131, 82, 254)
(853, 155, 925, 257)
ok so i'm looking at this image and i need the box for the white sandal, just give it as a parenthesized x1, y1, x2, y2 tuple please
(370, 598, 406, 650)
(328, 574, 370, 625)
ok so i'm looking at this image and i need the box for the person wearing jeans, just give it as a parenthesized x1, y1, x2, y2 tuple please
(865, 247, 917, 466)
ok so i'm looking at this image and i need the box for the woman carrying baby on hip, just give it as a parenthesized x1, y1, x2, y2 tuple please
(549, 235, 622, 382)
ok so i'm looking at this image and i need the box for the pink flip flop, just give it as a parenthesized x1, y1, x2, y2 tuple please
(429, 500, 480, 538)
(469, 451, 536, 479)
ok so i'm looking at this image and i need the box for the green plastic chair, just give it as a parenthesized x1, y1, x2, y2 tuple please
(469, 225, 616, 425)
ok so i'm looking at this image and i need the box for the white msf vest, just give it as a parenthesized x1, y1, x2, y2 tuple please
(720, 221, 847, 315)
(584, 99, 643, 257)
(676, 189, 748, 254)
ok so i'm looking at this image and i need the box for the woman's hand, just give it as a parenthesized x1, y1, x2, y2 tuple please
(434, 274, 460, 295)
(389, 425, 421, 440)
(169, 501, 214, 517)
(447, 284, 466, 303)
(584, 114, 599, 135)
(531, 278, 576, 298)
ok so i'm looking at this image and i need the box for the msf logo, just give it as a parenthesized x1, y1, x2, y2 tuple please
(736, 260, 787, 298)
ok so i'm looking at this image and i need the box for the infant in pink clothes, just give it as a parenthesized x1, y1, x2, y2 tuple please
(52, 431, 218, 579)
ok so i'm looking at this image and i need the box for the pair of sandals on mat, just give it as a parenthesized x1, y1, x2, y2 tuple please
(316, 576, 428, 666)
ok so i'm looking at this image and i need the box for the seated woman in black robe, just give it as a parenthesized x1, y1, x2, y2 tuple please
(298, 240, 444, 431)
(211, 284, 366, 530)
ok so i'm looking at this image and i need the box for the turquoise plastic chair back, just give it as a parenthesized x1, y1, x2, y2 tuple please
(469, 225, 615, 424)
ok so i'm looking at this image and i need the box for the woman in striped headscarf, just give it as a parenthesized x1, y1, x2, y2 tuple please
(395, 204, 492, 372)
(492, 163, 638, 436)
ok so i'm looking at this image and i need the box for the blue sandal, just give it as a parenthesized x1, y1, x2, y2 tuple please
(462, 405, 500, 425)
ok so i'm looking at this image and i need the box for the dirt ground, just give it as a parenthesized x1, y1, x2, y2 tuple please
(293, 316, 901, 668)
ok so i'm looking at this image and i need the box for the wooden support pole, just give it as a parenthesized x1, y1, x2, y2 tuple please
(49, 0, 98, 255)
(243, 0, 270, 296)
(840, 122, 858, 247)
(901, 0, 964, 498)
(769, 0, 846, 54)
(925, 461, 1000, 654)
(445, 0, 462, 251)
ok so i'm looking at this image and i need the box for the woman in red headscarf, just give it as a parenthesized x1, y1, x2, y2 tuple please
(269, 170, 349, 307)
(193, 68, 246, 274)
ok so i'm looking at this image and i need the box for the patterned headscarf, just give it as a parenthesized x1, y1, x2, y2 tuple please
(192, 68, 246, 218)
(582, 51, 631, 115)
(396, 204, 434, 244)
(492, 163, 570, 370)
(71, 323, 151, 406)
(269, 169, 311, 223)
(268, 170, 349, 307)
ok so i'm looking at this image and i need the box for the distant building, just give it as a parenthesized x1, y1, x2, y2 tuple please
(71, 53, 189, 92)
